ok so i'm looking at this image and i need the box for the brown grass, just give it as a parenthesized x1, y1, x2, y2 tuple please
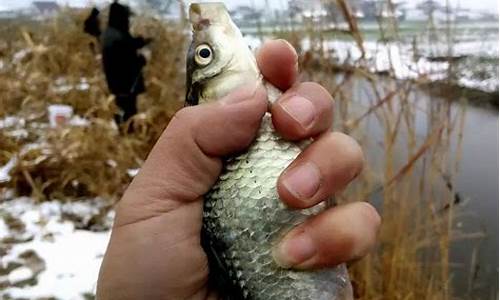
(304, 1, 467, 299)
(0, 9, 185, 200)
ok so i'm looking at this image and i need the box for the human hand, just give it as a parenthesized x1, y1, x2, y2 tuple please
(96, 40, 381, 300)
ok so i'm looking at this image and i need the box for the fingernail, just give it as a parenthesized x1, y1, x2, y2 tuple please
(280, 96, 316, 129)
(273, 230, 316, 268)
(222, 82, 263, 105)
(282, 162, 321, 200)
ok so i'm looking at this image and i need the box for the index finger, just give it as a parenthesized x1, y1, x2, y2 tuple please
(256, 39, 299, 91)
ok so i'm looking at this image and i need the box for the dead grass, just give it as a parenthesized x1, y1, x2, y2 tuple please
(304, 1, 467, 299)
(0, 132, 18, 166)
(0, 9, 185, 200)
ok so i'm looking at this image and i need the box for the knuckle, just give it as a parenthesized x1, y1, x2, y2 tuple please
(358, 202, 382, 229)
(169, 106, 205, 137)
(331, 132, 364, 171)
(347, 203, 380, 260)
(300, 82, 334, 102)
(233, 129, 255, 149)
(323, 94, 335, 111)
(300, 81, 324, 90)
(171, 106, 196, 126)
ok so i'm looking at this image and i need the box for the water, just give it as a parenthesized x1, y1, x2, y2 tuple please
(346, 76, 498, 298)
(451, 105, 498, 298)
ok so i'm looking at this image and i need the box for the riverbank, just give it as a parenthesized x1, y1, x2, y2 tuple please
(243, 20, 499, 99)
(424, 81, 499, 109)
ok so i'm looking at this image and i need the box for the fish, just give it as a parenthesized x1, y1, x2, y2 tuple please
(185, 3, 353, 300)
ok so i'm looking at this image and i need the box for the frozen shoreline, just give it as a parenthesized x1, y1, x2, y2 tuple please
(243, 24, 499, 94)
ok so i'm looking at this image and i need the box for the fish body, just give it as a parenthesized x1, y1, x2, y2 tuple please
(186, 3, 353, 299)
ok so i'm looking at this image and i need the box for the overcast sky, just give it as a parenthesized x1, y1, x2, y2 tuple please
(1, 0, 498, 12)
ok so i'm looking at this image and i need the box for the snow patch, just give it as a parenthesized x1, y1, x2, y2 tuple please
(246, 33, 498, 93)
(0, 116, 26, 129)
(12, 49, 31, 64)
(4, 230, 110, 299)
(0, 157, 17, 183)
(127, 168, 140, 177)
(1, 198, 112, 300)
(69, 115, 91, 127)
(8, 267, 34, 285)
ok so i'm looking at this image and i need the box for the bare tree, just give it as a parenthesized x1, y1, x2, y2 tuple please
(144, 0, 175, 15)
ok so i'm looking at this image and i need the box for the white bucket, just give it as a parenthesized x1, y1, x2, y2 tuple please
(48, 105, 74, 128)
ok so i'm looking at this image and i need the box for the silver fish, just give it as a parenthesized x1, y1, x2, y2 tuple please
(186, 3, 353, 300)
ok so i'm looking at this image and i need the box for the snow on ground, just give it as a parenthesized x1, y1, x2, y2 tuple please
(0, 197, 113, 300)
(52, 77, 91, 94)
(311, 39, 498, 92)
(245, 33, 499, 93)
(0, 117, 25, 129)
(0, 157, 17, 183)
(0, 116, 30, 140)
(318, 40, 450, 80)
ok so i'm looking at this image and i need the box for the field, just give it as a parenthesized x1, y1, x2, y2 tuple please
(0, 3, 498, 300)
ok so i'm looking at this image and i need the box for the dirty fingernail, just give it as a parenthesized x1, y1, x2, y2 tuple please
(282, 162, 321, 200)
(281, 96, 316, 129)
(273, 230, 316, 268)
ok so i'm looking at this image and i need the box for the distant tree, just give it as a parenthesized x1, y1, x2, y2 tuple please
(321, 0, 341, 21)
(144, 0, 174, 15)
(288, 0, 302, 18)
(322, 0, 371, 21)
(416, 0, 443, 16)
(416, 0, 442, 45)
(236, 5, 263, 21)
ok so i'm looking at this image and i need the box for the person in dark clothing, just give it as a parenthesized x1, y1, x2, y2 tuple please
(101, 1, 150, 125)
(84, 7, 101, 38)
(83, 7, 102, 55)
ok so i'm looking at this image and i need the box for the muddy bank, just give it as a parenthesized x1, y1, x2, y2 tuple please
(423, 81, 499, 109)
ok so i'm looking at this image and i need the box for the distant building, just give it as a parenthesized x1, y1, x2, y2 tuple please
(32, 1, 60, 19)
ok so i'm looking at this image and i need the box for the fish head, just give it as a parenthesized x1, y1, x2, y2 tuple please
(186, 2, 261, 106)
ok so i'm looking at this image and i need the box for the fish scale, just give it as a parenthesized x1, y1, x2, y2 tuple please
(203, 113, 352, 300)
(187, 3, 353, 299)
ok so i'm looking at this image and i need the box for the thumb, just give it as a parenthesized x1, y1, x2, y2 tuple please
(98, 85, 266, 300)
(115, 84, 267, 227)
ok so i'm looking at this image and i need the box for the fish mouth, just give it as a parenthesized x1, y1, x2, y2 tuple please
(189, 2, 230, 30)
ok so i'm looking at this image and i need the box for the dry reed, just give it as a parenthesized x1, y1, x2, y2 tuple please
(302, 1, 468, 299)
(0, 9, 186, 200)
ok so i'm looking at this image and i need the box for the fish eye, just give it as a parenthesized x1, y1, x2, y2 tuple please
(199, 48, 211, 58)
(195, 44, 213, 66)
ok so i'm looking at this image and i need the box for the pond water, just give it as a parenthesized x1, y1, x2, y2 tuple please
(345, 76, 498, 298)
(451, 105, 498, 299)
